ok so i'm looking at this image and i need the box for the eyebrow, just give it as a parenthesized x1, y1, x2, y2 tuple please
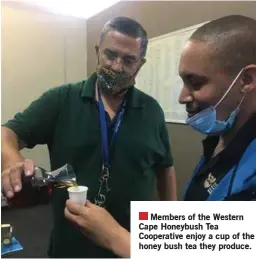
(179, 72, 208, 81)
(104, 48, 137, 60)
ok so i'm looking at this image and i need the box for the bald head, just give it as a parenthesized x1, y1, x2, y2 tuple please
(189, 15, 256, 77)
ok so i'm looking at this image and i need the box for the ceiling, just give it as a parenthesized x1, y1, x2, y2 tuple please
(4, 0, 121, 19)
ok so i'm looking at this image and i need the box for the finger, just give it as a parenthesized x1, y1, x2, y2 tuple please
(64, 207, 79, 223)
(85, 200, 97, 208)
(9, 164, 23, 193)
(2, 170, 14, 198)
(64, 207, 80, 230)
(24, 159, 34, 176)
(64, 207, 85, 228)
(66, 200, 85, 216)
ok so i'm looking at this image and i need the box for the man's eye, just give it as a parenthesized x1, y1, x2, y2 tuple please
(106, 54, 115, 60)
(189, 80, 204, 90)
(125, 61, 135, 66)
(124, 58, 137, 65)
(190, 81, 200, 86)
(105, 51, 116, 60)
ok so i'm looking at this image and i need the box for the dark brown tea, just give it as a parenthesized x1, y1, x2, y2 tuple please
(7, 175, 52, 208)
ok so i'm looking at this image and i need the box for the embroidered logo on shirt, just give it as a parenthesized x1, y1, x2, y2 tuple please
(204, 173, 218, 194)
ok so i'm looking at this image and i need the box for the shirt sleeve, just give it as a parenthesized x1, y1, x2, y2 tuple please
(2, 86, 66, 149)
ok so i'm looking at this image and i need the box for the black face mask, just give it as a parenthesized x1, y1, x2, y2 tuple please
(97, 67, 135, 94)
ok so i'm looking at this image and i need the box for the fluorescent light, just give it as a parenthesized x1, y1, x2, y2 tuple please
(11, 0, 121, 19)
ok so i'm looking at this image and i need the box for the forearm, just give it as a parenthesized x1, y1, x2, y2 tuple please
(1, 127, 24, 170)
(157, 166, 177, 201)
(110, 226, 130, 258)
(158, 181, 177, 201)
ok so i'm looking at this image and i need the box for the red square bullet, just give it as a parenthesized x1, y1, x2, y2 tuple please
(139, 212, 148, 220)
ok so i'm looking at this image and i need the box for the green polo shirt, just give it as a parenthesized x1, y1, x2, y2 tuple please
(4, 73, 173, 258)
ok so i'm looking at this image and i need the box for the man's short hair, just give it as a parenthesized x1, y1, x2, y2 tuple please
(100, 16, 148, 58)
(189, 15, 256, 76)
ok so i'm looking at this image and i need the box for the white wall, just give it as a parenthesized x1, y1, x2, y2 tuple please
(2, 3, 87, 170)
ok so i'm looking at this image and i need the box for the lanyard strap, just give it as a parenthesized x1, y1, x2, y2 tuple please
(98, 86, 126, 169)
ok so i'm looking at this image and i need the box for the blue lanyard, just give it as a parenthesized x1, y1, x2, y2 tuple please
(97, 87, 126, 169)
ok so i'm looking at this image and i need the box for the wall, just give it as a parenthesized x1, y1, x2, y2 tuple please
(1, 2, 87, 170)
(86, 1, 256, 200)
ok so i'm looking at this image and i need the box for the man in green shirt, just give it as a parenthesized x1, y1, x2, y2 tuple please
(1, 17, 177, 258)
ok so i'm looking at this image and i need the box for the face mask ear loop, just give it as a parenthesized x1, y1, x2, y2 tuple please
(237, 92, 247, 110)
(214, 68, 245, 109)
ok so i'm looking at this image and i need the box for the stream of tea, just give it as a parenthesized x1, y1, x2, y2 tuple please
(54, 179, 77, 189)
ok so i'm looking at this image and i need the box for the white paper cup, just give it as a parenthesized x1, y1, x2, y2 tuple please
(67, 186, 88, 205)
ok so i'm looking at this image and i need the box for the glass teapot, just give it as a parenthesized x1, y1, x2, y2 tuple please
(5, 164, 76, 207)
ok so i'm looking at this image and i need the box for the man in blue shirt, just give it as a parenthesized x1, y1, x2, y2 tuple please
(179, 15, 256, 201)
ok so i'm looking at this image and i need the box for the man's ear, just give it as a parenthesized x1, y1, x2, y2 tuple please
(241, 65, 256, 93)
(141, 58, 146, 67)
(95, 45, 100, 65)
(95, 45, 99, 54)
(134, 58, 146, 77)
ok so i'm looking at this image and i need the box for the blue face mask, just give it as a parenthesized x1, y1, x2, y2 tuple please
(186, 68, 246, 135)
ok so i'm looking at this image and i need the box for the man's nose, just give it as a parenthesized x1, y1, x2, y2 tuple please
(179, 87, 193, 104)
(110, 57, 123, 73)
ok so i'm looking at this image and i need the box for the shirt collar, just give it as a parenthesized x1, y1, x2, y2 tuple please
(202, 113, 256, 161)
(81, 73, 97, 99)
